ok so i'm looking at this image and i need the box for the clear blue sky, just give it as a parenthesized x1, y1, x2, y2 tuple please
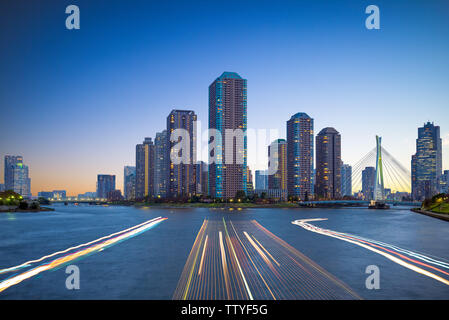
(0, 0, 448, 195)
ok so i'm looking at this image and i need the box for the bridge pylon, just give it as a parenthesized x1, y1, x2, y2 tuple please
(373, 135, 385, 201)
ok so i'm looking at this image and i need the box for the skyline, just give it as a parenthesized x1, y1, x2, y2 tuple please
(1, 0, 449, 196)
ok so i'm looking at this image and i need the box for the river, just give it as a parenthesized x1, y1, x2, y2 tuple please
(0, 204, 448, 299)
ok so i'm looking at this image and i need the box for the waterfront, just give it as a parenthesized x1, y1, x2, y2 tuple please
(0, 204, 448, 299)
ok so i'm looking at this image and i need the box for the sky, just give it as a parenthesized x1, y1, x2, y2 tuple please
(0, 0, 448, 196)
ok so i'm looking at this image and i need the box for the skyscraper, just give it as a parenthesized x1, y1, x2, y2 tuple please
(124, 166, 136, 200)
(136, 138, 155, 200)
(287, 113, 314, 200)
(268, 139, 287, 190)
(411, 122, 443, 200)
(154, 130, 169, 198)
(246, 166, 254, 196)
(195, 161, 208, 196)
(341, 163, 353, 197)
(362, 167, 375, 200)
(4, 155, 31, 198)
(209, 72, 247, 199)
(315, 128, 342, 200)
(4, 155, 23, 191)
(167, 110, 197, 198)
(255, 170, 268, 190)
(96, 175, 115, 199)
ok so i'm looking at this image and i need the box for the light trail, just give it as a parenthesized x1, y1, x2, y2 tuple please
(244, 231, 280, 278)
(181, 219, 207, 300)
(223, 219, 253, 300)
(198, 235, 208, 276)
(292, 218, 449, 286)
(219, 231, 231, 298)
(0, 216, 164, 275)
(174, 219, 360, 300)
(251, 235, 280, 267)
(0, 217, 167, 293)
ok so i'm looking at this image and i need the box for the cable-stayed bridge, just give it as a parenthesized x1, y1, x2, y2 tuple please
(347, 135, 411, 197)
(307, 136, 420, 206)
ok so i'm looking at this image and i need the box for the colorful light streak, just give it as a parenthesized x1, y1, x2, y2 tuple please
(0, 216, 167, 293)
(173, 218, 360, 300)
(292, 218, 449, 286)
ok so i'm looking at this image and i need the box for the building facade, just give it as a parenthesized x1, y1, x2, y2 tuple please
(268, 139, 287, 190)
(362, 167, 375, 200)
(4, 155, 31, 198)
(167, 110, 197, 198)
(315, 127, 342, 200)
(4, 155, 23, 191)
(255, 170, 268, 190)
(209, 72, 247, 199)
(195, 161, 208, 196)
(286, 113, 314, 200)
(52, 190, 67, 200)
(4, 156, 31, 198)
(107, 189, 123, 201)
(411, 122, 442, 200)
(341, 163, 352, 197)
(253, 189, 288, 201)
(38, 191, 54, 199)
(96, 175, 116, 199)
(77, 192, 96, 200)
(124, 166, 136, 200)
(246, 166, 254, 196)
(154, 130, 169, 198)
(440, 170, 449, 194)
(136, 138, 155, 200)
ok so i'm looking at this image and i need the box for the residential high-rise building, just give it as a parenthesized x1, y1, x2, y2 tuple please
(4, 155, 23, 191)
(287, 113, 314, 200)
(154, 130, 169, 198)
(411, 122, 443, 200)
(96, 175, 115, 199)
(136, 138, 155, 200)
(124, 166, 136, 200)
(255, 170, 268, 190)
(246, 166, 254, 196)
(362, 167, 375, 200)
(107, 189, 123, 201)
(341, 163, 353, 197)
(311, 168, 316, 196)
(12, 164, 31, 198)
(268, 139, 287, 190)
(167, 110, 197, 198)
(196, 161, 208, 195)
(315, 128, 342, 200)
(209, 72, 247, 199)
(4, 156, 31, 198)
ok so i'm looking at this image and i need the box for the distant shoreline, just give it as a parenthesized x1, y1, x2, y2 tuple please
(0, 206, 55, 213)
